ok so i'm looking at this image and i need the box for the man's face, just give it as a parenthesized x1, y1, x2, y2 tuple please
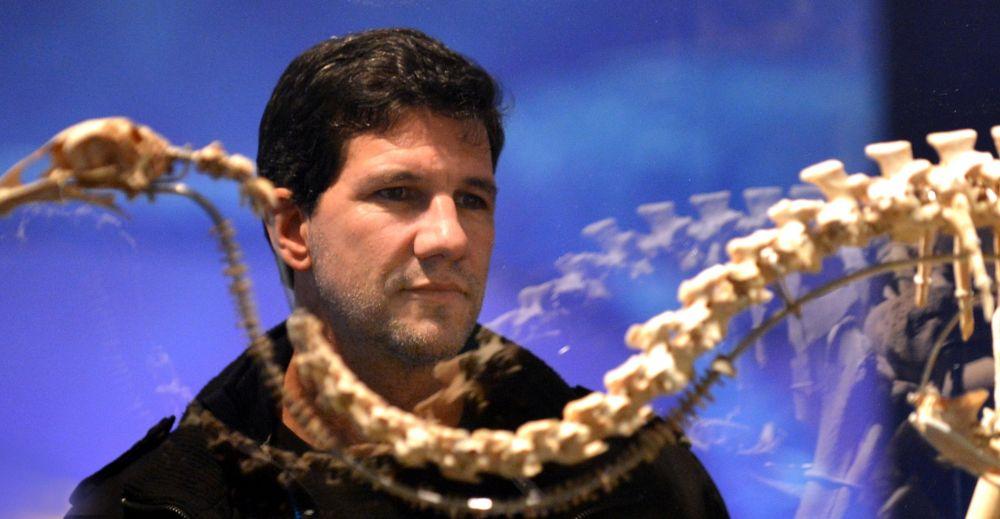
(303, 109, 496, 366)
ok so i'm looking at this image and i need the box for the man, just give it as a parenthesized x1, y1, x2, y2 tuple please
(67, 28, 726, 517)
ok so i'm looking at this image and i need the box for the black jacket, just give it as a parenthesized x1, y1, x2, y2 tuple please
(66, 322, 728, 518)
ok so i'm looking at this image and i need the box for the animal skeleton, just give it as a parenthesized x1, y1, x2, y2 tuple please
(907, 304, 1000, 518)
(0, 117, 276, 216)
(8, 117, 1000, 515)
(285, 125, 1000, 486)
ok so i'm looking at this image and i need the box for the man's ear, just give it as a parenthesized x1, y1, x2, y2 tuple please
(267, 187, 312, 272)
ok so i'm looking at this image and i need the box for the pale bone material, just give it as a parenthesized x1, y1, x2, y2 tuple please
(965, 306, 1000, 519)
(0, 117, 277, 216)
(928, 129, 995, 338)
(9, 118, 1000, 485)
(909, 308, 1000, 519)
(286, 125, 1000, 482)
(865, 141, 935, 308)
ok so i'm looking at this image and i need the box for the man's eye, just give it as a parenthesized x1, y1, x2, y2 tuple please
(375, 187, 412, 201)
(457, 192, 489, 210)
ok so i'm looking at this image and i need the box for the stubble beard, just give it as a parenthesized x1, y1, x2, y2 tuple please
(312, 268, 483, 368)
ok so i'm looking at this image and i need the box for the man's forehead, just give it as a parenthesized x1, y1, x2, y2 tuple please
(339, 110, 494, 179)
(353, 109, 490, 152)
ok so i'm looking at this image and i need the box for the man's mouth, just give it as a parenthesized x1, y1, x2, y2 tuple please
(404, 282, 467, 299)
(406, 281, 466, 295)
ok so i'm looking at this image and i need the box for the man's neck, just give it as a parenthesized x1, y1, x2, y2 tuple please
(335, 332, 443, 409)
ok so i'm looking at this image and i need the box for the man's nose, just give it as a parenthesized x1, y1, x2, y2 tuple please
(413, 194, 468, 260)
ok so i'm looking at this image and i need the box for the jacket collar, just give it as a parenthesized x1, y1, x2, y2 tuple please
(193, 321, 487, 442)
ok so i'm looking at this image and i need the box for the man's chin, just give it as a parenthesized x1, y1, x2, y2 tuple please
(385, 318, 470, 366)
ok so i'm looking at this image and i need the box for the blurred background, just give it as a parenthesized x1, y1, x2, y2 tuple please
(1, 1, 998, 517)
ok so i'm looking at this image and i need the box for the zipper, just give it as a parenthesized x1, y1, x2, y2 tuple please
(121, 496, 194, 519)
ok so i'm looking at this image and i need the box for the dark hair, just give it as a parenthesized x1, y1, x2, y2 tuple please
(257, 28, 505, 215)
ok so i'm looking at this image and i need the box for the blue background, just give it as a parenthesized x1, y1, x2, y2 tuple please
(0, 2, 883, 517)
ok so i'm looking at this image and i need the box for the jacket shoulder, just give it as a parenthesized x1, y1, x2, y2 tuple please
(66, 415, 175, 517)
(67, 413, 237, 518)
(635, 429, 730, 518)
